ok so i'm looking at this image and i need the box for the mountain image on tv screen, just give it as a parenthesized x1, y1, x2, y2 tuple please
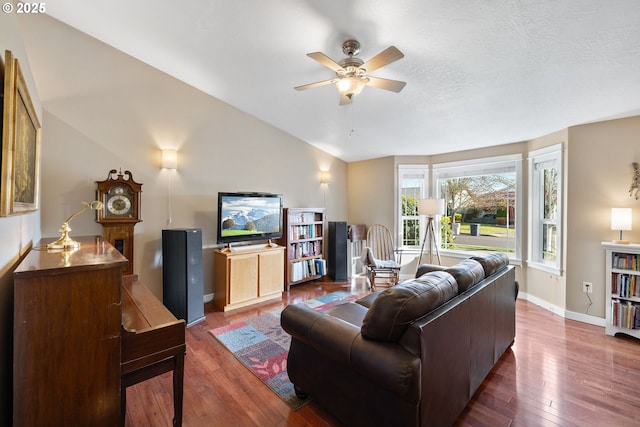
(220, 196, 281, 237)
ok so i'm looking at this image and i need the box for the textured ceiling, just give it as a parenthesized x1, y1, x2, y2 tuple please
(42, 0, 640, 162)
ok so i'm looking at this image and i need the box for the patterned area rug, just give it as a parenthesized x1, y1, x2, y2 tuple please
(208, 291, 357, 410)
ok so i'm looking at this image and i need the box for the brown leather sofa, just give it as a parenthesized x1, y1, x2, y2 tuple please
(281, 253, 517, 427)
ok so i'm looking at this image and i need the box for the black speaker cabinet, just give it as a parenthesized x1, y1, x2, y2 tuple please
(162, 228, 205, 326)
(328, 221, 348, 281)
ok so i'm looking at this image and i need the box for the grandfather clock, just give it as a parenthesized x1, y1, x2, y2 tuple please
(96, 169, 142, 276)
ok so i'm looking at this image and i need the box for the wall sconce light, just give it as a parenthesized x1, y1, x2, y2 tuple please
(611, 207, 632, 244)
(161, 149, 178, 226)
(47, 201, 104, 250)
(162, 149, 178, 170)
(320, 171, 331, 185)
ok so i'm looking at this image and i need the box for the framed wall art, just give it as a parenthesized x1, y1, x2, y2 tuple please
(1, 50, 41, 216)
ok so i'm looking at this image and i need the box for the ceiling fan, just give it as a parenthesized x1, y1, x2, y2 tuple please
(295, 40, 406, 106)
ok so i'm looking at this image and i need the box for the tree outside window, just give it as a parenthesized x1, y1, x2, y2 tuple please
(399, 166, 428, 247)
(528, 144, 563, 274)
(434, 155, 521, 258)
(542, 168, 558, 262)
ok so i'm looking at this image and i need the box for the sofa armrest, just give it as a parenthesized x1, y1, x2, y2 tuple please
(281, 303, 362, 366)
(351, 335, 421, 404)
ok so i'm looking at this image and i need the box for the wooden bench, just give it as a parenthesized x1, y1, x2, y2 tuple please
(121, 277, 186, 427)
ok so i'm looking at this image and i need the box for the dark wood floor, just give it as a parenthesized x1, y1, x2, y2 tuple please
(124, 278, 640, 427)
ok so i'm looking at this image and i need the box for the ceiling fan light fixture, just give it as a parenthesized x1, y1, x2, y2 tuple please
(296, 40, 405, 105)
(336, 76, 367, 97)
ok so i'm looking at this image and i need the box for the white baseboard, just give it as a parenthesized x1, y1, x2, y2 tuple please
(200, 288, 606, 326)
(518, 292, 605, 327)
(565, 310, 606, 327)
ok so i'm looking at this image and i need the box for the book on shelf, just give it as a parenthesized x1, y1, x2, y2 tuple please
(315, 258, 326, 276)
(612, 253, 640, 271)
(611, 299, 639, 329)
(290, 224, 322, 240)
(611, 273, 639, 298)
(289, 258, 326, 282)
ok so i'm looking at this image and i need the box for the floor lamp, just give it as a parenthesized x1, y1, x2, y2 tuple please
(417, 198, 445, 268)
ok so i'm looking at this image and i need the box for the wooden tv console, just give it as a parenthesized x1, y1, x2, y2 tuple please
(213, 244, 285, 311)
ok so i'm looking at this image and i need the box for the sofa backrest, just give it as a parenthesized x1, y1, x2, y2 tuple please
(471, 252, 510, 277)
(444, 258, 485, 292)
(361, 271, 458, 342)
(415, 263, 446, 278)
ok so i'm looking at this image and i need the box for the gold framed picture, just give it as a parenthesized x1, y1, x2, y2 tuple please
(1, 50, 41, 216)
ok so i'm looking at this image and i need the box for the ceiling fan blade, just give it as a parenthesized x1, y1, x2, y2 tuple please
(366, 76, 407, 93)
(361, 46, 404, 73)
(294, 78, 338, 91)
(307, 52, 344, 72)
(339, 94, 353, 106)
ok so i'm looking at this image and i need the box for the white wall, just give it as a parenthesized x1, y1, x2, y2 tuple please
(347, 156, 396, 226)
(565, 116, 640, 317)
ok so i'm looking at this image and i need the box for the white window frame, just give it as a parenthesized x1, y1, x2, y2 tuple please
(527, 143, 563, 275)
(433, 153, 523, 261)
(397, 164, 429, 249)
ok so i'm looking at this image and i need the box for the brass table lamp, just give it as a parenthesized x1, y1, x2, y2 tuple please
(47, 201, 104, 250)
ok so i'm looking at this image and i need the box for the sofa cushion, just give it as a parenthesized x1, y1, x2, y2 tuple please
(415, 263, 446, 278)
(471, 252, 509, 277)
(323, 302, 369, 328)
(356, 292, 380, 309)
(444, 258, 485, 292)
(361, 271, 458, 342)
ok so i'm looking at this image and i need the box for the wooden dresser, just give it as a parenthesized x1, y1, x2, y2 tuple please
(13, 236, 128, 427)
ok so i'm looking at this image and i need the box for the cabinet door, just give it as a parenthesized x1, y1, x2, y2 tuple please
(228, 253, 259, 304)
(259, 250, 285, 296)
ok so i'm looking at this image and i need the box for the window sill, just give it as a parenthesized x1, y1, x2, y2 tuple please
(440, 249, 522, 266)
(526, 260, 563, 276)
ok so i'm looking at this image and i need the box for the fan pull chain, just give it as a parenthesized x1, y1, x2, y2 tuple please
(348, 102, 356, 138)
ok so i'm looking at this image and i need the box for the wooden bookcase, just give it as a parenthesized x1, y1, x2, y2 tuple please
(602, 242, 640, 339)
(278, 208, 326, 289)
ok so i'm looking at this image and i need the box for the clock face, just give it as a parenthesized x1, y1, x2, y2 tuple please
(107, 195, 132, 215)
(105, 185, 134, 217)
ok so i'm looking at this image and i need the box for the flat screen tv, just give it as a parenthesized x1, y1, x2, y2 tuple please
(216, 192, 283, 246)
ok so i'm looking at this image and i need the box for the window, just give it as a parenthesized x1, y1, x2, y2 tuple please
(398, 165, 428, 247)
(528, 144, 563, 274)
(433, 154, 522, 259)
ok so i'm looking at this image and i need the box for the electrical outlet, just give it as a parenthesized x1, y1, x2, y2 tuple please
(583, 281, 593, 293)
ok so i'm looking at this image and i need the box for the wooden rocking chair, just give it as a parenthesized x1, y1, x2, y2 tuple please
(362, 224, 402, 289)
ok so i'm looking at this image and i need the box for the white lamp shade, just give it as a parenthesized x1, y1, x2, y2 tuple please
(611, 208, 632, 231)
(162, 149, 178, 170)
(418, 198, 445, 216)
(320, 171, 330, 184)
